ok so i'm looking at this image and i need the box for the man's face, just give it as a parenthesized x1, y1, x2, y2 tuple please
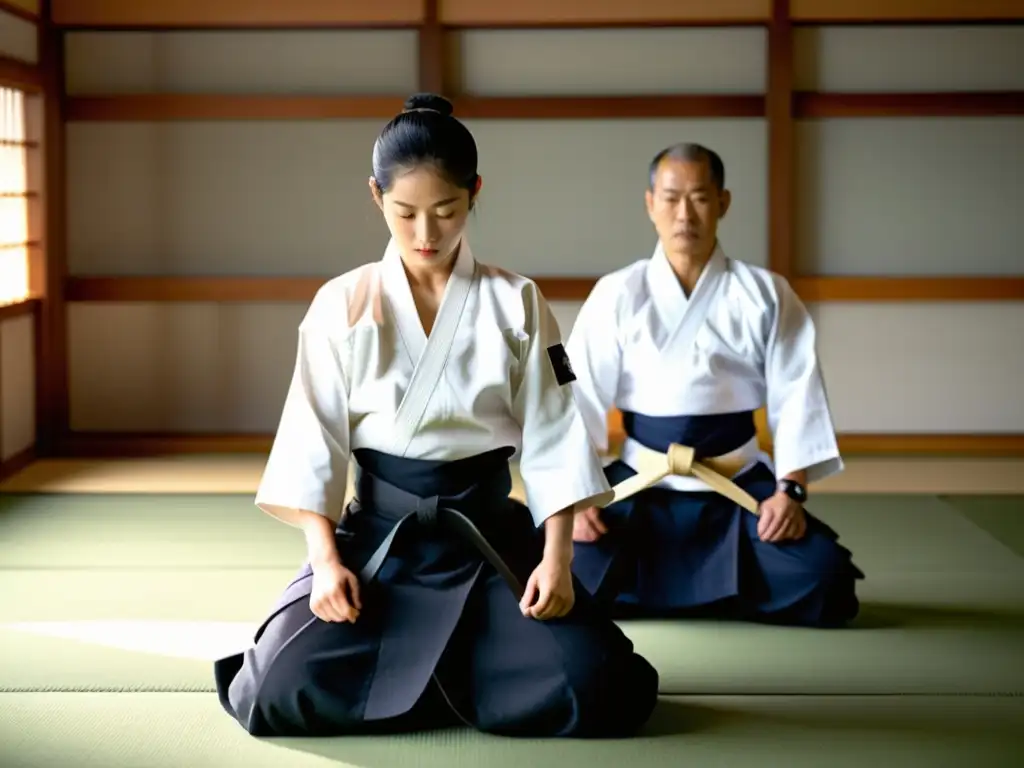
(645, 156, 730, 258)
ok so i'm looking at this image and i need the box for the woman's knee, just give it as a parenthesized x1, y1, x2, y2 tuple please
(232, 614, 379, 736)
(561, 644, 661, 738)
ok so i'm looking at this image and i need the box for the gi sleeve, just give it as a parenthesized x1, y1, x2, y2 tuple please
(512, 284, 614, 527)
(255, 306, 352, 525)
(764, 276, 843, 484)
(564, 277, 624, 455)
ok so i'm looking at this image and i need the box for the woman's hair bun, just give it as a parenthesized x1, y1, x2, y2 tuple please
(403, 93, 454, 117)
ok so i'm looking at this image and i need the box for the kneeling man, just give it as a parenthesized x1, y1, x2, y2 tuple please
(566, 143, 863, 628)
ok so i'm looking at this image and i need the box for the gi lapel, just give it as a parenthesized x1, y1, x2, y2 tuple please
(646, 241, 727, 354)
(382, 237, 476, 457)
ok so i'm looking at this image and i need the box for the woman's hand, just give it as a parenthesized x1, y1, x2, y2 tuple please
(310, 560, 362, 623)
(520, 555, 575, 620)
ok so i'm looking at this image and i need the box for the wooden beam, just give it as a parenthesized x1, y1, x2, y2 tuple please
(790, 0, 1024, 23)
(49, 0, 424, 28)
(61, 92, 1024, 122)
(65, 276, 330, 303)
(64, 94, 766, 121)
(453, 95, 765, 119)
(54, 429, 1024, 459)
(65, 95, 408, 121)
(837, 434, 1024, 456)
(0, 297, 38, 321)
(64, 276, 599, 303)
(792, 277, 1024, 302)
(0, 445, 36, 482)
(795, 92, 1024, 118)
(439, 0, 771, 26)
(0, 54, 42, 92)
(36, 4, 69, 456)
(419, 0, 445, 94)
(0, 1, 39, 22)
(65, 275, 1024, 304)
(767, 0, 794, 278)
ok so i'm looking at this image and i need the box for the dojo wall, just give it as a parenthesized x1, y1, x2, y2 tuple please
(0, 0, 40, 468)
(0, 311, 35, 461)
(55, 10, 1024, 447)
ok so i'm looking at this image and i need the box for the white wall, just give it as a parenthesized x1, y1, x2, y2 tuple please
(0, 4, 37, 64)
(61, 25, 1024, 435)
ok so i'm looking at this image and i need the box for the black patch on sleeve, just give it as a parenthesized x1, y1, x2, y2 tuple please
(546, 343, 577, 386)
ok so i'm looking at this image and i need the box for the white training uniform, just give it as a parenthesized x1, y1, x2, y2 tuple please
(256, 237, 613, 527)
(566, 241, 843, 492)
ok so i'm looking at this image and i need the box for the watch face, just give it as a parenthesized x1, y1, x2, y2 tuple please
(781, 480, 805, 501)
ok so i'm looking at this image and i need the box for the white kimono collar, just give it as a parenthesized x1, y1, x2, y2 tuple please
(645, 239, 727, 335)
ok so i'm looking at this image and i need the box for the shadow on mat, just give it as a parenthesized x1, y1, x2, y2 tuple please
(852, 601, 1024, 630)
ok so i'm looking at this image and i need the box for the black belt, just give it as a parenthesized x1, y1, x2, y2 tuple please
(350, 476, 525, 599)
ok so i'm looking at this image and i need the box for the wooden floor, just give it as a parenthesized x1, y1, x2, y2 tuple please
(3, 454, 1024, 495)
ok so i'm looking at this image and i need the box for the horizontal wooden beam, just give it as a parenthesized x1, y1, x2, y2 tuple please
(836, 434, 1024, 456)
(65, 94, 766, 121)
(65, 276, 327, 303)
(65, 95, 409, 121)
(791, 277, 1024, 302)
(0, 297, 39, 321)
(46, 0, 1024, 28)
(0, 445, 36, 482)
(438, 0, 771, 26)
(0, 53, 42, 92)
(790, 0, 1024, 23)
(54, 430, 1024, 458)
(64, 276, 598, 303)
(795, 92, 1024, 118)
(0, 1, 39, 23)
(64, 92, 1024, 122)
(453, 95, 764, 119)
(65, 276, 1024, 304)
(50, 0, 424, 28)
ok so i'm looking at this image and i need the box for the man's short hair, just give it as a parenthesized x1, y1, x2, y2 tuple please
(647, 143, 725, 191)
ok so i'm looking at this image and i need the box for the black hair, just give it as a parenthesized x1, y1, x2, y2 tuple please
(647, 143, 725, 191)
(371, 93, 479, 199)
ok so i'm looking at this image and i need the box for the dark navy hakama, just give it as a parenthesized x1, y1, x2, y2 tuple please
(214, 447, 660, 737)
(571, 411, 864, 628)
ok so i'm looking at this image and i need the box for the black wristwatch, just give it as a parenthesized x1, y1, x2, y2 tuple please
(777, 478, 807, 504)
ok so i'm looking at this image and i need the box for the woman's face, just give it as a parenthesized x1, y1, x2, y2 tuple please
(372, 165, 475, 271)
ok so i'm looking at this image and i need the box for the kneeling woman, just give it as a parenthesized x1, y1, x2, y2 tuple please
(214, 94, 659, 739)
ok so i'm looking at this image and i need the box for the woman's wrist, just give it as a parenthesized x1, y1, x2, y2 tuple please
(542, 508, 575, 564)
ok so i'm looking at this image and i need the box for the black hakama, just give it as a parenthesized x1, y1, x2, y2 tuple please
(214, 446, 660, 738)
(571, 411, 864, 628)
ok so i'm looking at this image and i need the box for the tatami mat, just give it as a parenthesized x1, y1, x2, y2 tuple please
(1, 492, 1023, 696)
(5, 455, 1024, 495)
(1, 459, 1023, 766)
(1, 693, 1021, 768)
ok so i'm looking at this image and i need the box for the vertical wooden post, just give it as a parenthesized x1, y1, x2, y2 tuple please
(418, 0, 446, 95)
(35, 0, 69, 455)
(767, 0, 794, 279)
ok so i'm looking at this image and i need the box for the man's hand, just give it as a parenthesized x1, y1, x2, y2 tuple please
(757, 492, 807, 543)
(572, 506, 608, 542)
